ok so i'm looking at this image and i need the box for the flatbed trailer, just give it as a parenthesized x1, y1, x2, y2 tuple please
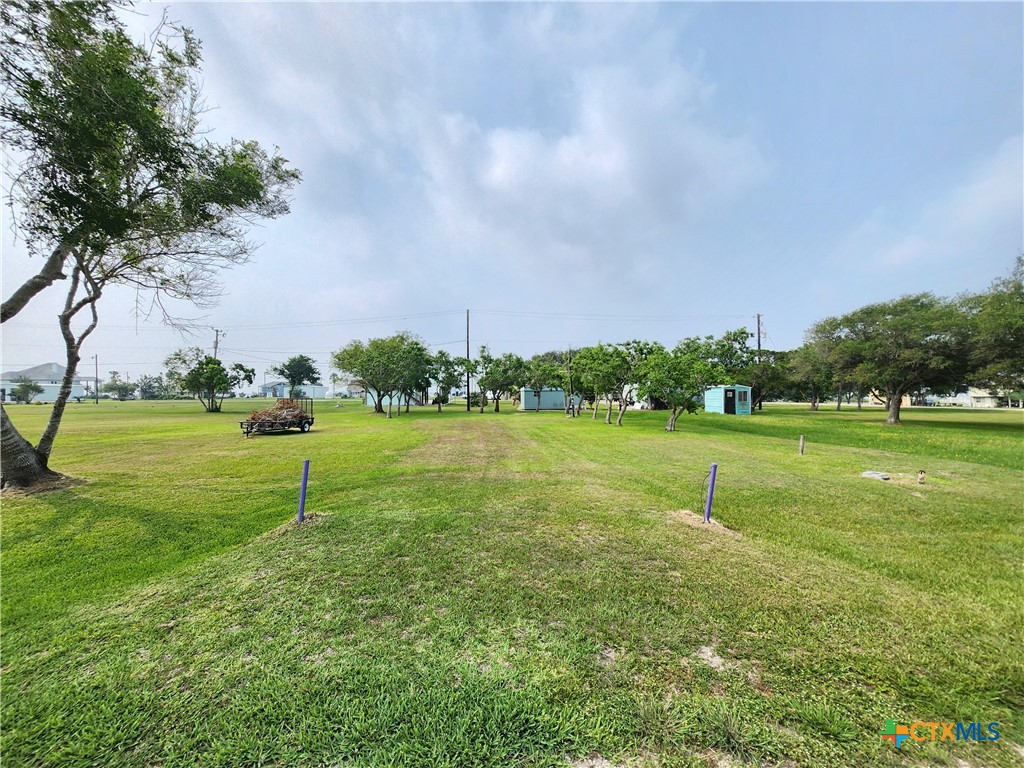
(239, 398, 314, 437)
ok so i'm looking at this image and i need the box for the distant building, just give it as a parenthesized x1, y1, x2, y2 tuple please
(364, 390, 428, 408)
(0, 363, 96, 403)
(929, 388, 1002, 408)
(518, 387, 582, 411)
(259, 381, 328, 398)
(704, 384, 752, 415)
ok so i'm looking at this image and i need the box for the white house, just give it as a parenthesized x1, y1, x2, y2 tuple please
(1, 362, 95, 403)
(930, 387, 1003, 408)
(258, 380, 329, 398)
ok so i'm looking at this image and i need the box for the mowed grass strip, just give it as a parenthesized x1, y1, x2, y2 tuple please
(1, 401, 1022, 767)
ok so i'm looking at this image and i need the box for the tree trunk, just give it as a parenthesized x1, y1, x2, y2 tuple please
(494, 397, 500, 413)
(593, 400, 599, 419)
(605, 398, 612, 424)
(616, 397, 625, 427)
(36, 267, 100, 461)
(387, 398, 393, 418)
(404, 394, 410, 413)
(1, 406, 57, 488)
(887, 395, 902, 425)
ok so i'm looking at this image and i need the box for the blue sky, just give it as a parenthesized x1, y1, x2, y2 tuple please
(2, 2, 1021, 386)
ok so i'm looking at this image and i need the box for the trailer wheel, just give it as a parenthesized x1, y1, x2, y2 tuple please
(301, 420, 312, 432)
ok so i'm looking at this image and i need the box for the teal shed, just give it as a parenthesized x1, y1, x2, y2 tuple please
(704, 384, 752, 415)
(518, 387, 581, 411)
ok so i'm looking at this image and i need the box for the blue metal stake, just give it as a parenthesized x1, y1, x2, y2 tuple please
(704, 462, 718, 523)
(298, 459, 310, 523)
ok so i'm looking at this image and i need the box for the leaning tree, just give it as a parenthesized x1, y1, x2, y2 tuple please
(0, 2, 299, 487)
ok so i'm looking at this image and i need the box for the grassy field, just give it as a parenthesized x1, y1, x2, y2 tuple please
(2, 400, 1022, 767)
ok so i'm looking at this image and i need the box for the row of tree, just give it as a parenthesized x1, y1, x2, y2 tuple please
(331, 258, 1022, 428)
(332, 330, 753, 431)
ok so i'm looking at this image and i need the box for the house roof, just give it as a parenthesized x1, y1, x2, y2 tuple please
(3, 362, 96, 382)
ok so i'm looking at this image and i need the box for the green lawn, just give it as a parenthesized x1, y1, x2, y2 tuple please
(2, 401, 1022, 767)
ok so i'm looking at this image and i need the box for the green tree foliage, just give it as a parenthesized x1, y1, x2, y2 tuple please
(788, 343, 834, 412)
(0, 1, 299, 487)
(523, 357, 562, 412)
(163, 348, 205, 397)
(429, 350, 463, 412)
(572, 344, 625, 422)
(182, 357, 254, 413)
(456, 357, 478, 411)
(101, 371, 135, 400)
(742, 349, 792, 410)
(636, 340, 726, 431)
(332, 333, 426, 418)
(272, 355, 321, 398)
(11, 377, 44, 403)
(810, 294, 970, 424)
(703, 328, 756, 381)
(966, 255, 1024, 397)
(396, 339, 432, 414)
(478, 347, 528, 413)
(136, 374, 169, 400)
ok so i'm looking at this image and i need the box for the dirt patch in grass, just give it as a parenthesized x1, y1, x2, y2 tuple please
(597, 646, 618, 668)
(405, 417, 528, 468)
(568, 756, 627, 768)
(258, 512, 330, 540)
(696, 645, 731, 671)
(1, 473, 86, 497)
(666, 509, 741, 538)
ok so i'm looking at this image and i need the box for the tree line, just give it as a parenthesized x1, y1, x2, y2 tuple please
(332, 258, 1023, 428)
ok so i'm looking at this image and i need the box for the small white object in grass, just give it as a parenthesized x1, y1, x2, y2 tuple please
(697, 645, 728, 670)
(861, 471, 890, 481)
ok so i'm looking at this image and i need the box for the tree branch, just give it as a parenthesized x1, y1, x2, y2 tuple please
(0, 239, 72, 322)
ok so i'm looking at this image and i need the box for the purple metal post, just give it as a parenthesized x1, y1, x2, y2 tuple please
(298, 459, 310, 523)
(704, 462, 718, 523)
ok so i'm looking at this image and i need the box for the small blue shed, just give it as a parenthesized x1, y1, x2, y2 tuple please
(518, 387, 581, 411)
(704, 384, 752, 415)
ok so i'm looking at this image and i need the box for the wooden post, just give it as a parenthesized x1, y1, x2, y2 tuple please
(799, 435, 805, 455)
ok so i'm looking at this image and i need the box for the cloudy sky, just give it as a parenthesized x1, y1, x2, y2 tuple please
(3, 2, 1022, 387)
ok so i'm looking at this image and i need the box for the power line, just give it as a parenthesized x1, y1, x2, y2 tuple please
(472, 309, 753, 322)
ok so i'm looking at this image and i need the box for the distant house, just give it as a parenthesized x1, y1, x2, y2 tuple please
(259, 381, 328, 398)
(333, 384, 366, 398)
(704, 384, 752, 415)
(518, 387, 582, 411)
(930, 388, 1002, 408)
(0, 362, 96, 403)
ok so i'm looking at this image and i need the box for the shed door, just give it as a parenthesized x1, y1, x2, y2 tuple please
(724, 388, 736, 414)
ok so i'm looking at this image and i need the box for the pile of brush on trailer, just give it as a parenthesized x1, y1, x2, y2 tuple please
(239, 398, 315, 437)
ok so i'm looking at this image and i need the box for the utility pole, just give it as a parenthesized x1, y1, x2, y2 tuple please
(756, 313, 762, 362)
(465, 309, 471, 412)
(213, 328, 225, 358)
(94, 354, 99, 404)
(566, 347, 575, 417)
